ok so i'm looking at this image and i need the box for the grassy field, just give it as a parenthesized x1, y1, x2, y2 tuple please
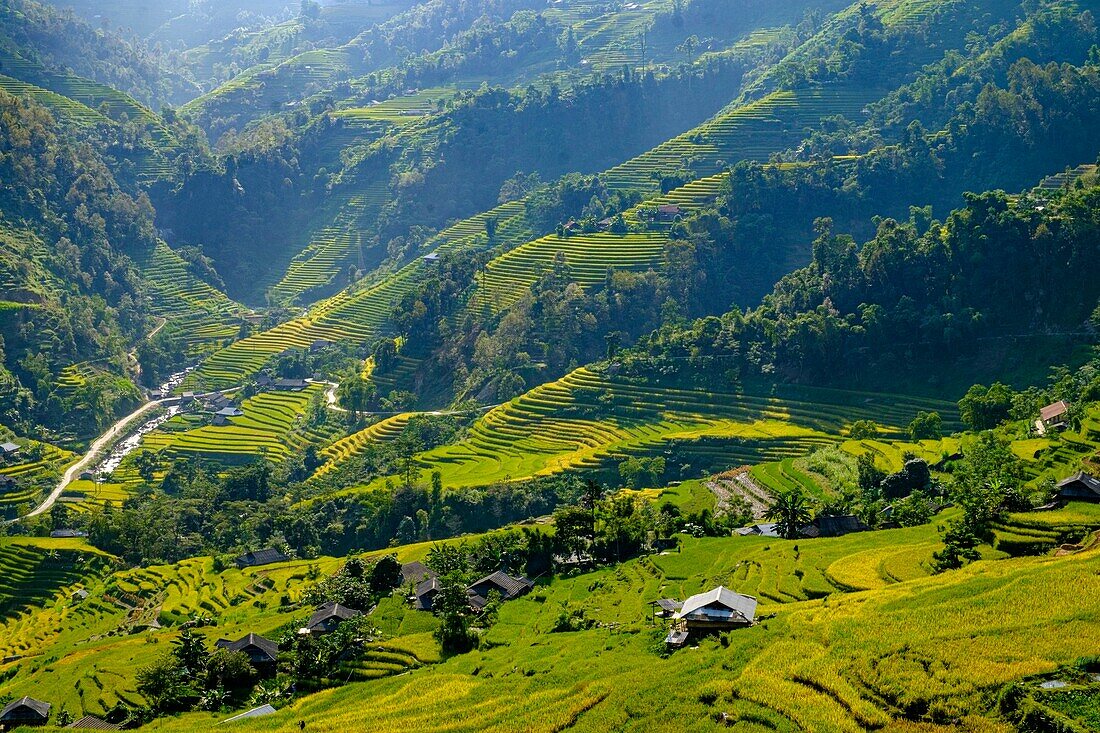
(106, 505, 1100, 732)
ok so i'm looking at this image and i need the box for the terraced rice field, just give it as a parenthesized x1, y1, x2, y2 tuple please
(0, 538, 113, 622)
(332, 87, 455, 126)
(602, 86, 876, 192)
(191, 201, 533, 390)
(0, 49, 179, 180)
(337, 366, 959, 493)
(0, 442, 75, 514)
(142, 385, 335, 464)
(314, 413, 412, 479)
(135, 242, 248, 356)
(473, 231, 668, 313)
(267, 182, 391, 305)
(0, 73, 110, 127)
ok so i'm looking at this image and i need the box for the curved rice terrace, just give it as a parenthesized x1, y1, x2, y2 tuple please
(134, 242, 251, 357)
(313, 412, 412, 480)
(0, 443, 75, 514)
(188, 199, 532, 390)
(265, 181, 391, 306)
(327, 366, 959, 495)
(138, 384, 336, 465)
(190, 73, 882, 390)
(0, 47, 180, 180)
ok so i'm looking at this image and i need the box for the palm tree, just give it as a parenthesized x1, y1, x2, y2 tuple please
(765, 490, 815, 539)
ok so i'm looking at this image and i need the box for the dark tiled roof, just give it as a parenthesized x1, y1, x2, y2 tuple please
(234, 548, 289, 568)
(215, 633, 279, 662)
(1056, 472, 1100, 498)
(1, 696, 51, 720)
(66, 714, 120, 730)
(401, 561, 438, 585)
(414, 577, 441, 611)
(467, 571, 533, 608)
(307, 601, 362, 629)
(802, 515, 869, 538)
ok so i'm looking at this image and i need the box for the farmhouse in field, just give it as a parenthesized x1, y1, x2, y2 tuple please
(65, 714, 120, 730)
(215, 633, 279, 670)
(0, 475, 18, 491)
(735, 522, 780, 538)
(213, 406, 245, 426)
(466, 571, 534, 610)
(413, 576, 442, 611)
(1036, 400, 1070, 434)
(799, 515, 869, 538)
(273, 378, 309, 391)
(401, 561, 437, 586)
(422, 252, 441, 264)
(666, 586, 757, 647)
(0, 441, 20, 458)
(301, 601, 362, 635)
(309, 339, 334, 353)
(1055, 472, 1100, 502)
(0, 696, 51, 728)
(656, 204, 682, 221)
(233, 548, 289, 569)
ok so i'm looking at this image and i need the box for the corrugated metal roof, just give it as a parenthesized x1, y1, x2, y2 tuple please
(674, 586, 757, 623)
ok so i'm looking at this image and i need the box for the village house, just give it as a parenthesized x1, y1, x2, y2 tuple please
(422, 252, 441, 264)
(65, 714, 120, 729)
(665, 586, 757, 647)
(656, 203, 682, 221)
(466, 570, 534, 610)
(1036, 400, 1070, 434)
(400, 561, 437, 586)
(799, 515, 870, 538)
(300, 601, 362, 635)
(735, 523, 780, 538)
(233, 548, 289, 569)
(213, 406, 245, 426)
(0, 696, 51, 728)
(309, 339, 334, 353)
(51, 528, 87, 539)
(413, 576, 442, 611)
(1055, 472, 1100, 503)
(0, 442, 20, 459)
(273, 378, 309, 391)
(0, 475, 18, 492)
(215, 633, 279, 672)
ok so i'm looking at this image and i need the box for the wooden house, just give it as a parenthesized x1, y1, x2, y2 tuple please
(413, 577, 441, 611)
(0, 442, 20, 459)
(215, 633, 279, 671)
(466, 571, 533, 610)
(1, 696, 51, 728)
(666, 586, 757, 647)
(233, 548, 289, 569)
(1055, 472, 1100, 503)
(1037, 400, 1070, 434)
(300, 601, 362, 635)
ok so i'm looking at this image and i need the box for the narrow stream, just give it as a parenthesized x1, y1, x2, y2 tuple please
(95, 366, 195, 475)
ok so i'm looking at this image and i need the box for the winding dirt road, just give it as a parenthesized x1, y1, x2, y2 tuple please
(18, 399, 168, 520)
